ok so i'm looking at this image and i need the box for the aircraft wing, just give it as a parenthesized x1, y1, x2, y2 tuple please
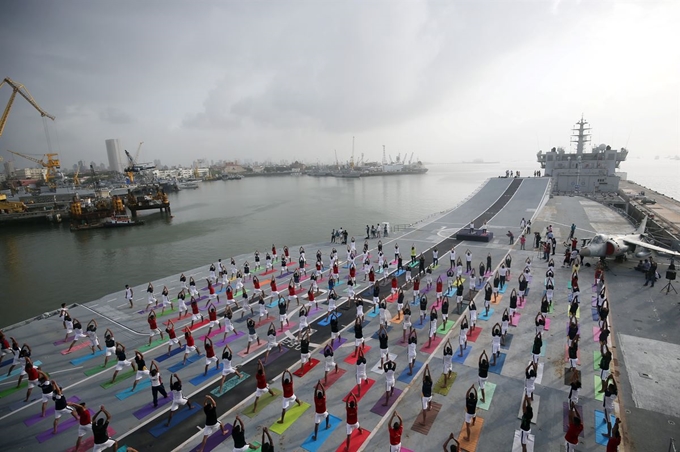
(622, 237, 680, 257)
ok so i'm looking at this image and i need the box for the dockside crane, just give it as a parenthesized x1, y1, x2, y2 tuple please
(73, 164, 81, 186)
(0, 77, 55, 139)
(7, 150, 61, 188)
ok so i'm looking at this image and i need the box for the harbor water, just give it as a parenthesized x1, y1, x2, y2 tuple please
(1, 160, 676, 326)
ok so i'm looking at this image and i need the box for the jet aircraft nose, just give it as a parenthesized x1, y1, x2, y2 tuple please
(580, 247, 591, 257)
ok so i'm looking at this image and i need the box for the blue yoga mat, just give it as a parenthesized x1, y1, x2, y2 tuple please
(300, 414, 342, 452)
(451, 344, 473, 364)
(594, 410, 617, 445)
(318, 313, 342, 326)
(149, 404, 202, 438)
(189, 363, 224, 386)
(168, 354, 202, 373)
(116, 379, 151, 401)
(478, 308, 495, 321)
(154, 347, 184, 363)
(70, 350, 105, 366)
(397, 361, 423, 383)
(488, 352, 506, 375)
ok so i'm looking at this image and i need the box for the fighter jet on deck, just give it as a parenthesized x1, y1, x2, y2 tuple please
(579, 216, 680, 259)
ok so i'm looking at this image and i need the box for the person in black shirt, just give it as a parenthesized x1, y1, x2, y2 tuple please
(298, 330, 311, 372)
(420, 364, 433, 423)
(245, 319, 260, 354)
(599, 343, 612, 393)
(531, 332, 542, 364)
(568, 336, 579, 371)
(92, 405, 118, 452)
(568, 368, 582, 405)
(37, 370, 54, 417)
(52, 381, 78, 433)
(478, 352, 490, 403)
(353, 318, 365, 357)
(519, 395, 533, 451)
(378, 325, 389, 370)
(418, 255, 426, 275)
(261, 426, 274, 452)
(198, 395, 228, 452)
(419, 295, 428, 325)
(231, 415, 256, 451)
(278, 297, 289, 331)
(330, 312, 340, 346)
(464, 385, 478, 441)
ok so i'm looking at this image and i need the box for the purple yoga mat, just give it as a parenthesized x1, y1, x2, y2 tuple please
(133, 396, 172, 419)
(198, 326, 225, 341)
(318, 337, 347, 354)
(36, 409, 93, 443)
(369, 388, 403, 416)
(263, 346, 288, 365)
(25, 396, 80, 427)
(189, 423, 233, 452)
(213, 331, 246, 347)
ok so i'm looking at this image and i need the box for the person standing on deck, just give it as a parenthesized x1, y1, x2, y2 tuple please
(167, 373, 193, 426)
(279, 369, 303, 424)
(312, 381, 330, 441)
(345, 393, 362, 452)
(147, 311, 164, 345)
(125, 285, 134, 309)
(197, 396, 229, 452)
(388, 411, 404, 451)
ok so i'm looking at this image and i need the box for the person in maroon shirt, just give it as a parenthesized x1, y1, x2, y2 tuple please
(388, 411, 403, 451)
(564, 401, 583, 451)
(165, 320, 182, 356)
(312, 381, 330, 441)
(203, 337, 219, 376)
(182, 328, 201, 365)
(189, 297, 203, 328)
(606, 418, 622, 451)
(253, 360, 275, 413)
(278, 369, 302, 424)
(345, 393, 362, 451)
(21, 357, 40, 402)
(70, 401, 92, 451)
(147, 310, 164, 346)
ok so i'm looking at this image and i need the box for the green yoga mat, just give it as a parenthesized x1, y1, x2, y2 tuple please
(101, 369, 135, 389)
(437, 321, 455, 334)
(593, 351, 602, 371)
(594, 376, 604, 402)
(243, 388, 281, 418)
(0, 381, 27, 399)
(84, 360, 116, 377)
(476, 382, 496, 410)
(139, 338, 166, 353)
(433, 372, 457, 396)
(269, 402, 311, 434)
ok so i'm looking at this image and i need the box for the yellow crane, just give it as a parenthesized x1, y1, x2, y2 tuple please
(73, 163, 82, 186)
(0, 77, 55, 139)
(7, 150, 61, 187)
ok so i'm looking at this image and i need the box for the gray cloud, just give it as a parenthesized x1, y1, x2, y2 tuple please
(0, 0, 677, 168)
(99, 107, 134, 125)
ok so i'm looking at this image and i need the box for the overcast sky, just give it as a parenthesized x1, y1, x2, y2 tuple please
(1, 0, 678, 168)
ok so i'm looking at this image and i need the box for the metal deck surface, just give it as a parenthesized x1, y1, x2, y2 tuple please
(6, 177, 674, 452)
